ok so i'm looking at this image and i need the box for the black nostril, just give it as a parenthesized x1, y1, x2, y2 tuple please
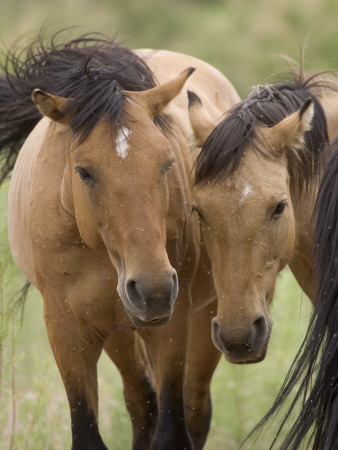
(211, 319, 224, 348)
(249, 315, 268, 351)
(171, 271, 178, 300)
(253, 316, 266, 331)
(212, 319, 219, 335)
(125, 279, 144, 306)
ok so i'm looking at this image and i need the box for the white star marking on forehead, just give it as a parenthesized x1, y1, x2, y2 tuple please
(240, 183, 253, 203)
(116, 127, 131, 159)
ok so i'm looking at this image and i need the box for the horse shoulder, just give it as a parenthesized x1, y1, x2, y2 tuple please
(8, 118, 51, 283)
(8, 118, 70, 286)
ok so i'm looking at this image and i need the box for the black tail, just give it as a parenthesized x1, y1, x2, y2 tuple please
(243, 138, 338, 449)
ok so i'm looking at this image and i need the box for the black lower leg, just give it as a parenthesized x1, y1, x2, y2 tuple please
(152, 382, 193, 450)
(70, 396, 108, 450)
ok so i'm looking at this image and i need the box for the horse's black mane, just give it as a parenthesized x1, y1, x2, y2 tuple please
(195, 73, 333, 188)
(0, 31, 163, 183)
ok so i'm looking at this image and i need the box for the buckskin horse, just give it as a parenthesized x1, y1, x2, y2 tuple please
(188, 69, 338, 371)
(1, 32, 239, 449)
(245, 139, 338, 449)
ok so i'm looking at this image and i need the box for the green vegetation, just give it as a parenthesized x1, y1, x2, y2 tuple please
(0, 0, 333, 448)
(1, 0, 338, 96)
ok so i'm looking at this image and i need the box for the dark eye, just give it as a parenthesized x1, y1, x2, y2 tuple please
(272, 201, 287, 218)
(191, 204, 204, 220)
(76, 167, 92, 181)
(165, 159, 174, 173)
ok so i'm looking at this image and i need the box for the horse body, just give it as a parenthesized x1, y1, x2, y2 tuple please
(5, 38, 239, 450)
(189, 73, 338, 364)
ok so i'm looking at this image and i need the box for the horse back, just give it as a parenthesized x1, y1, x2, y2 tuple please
(136, 49, 240, 131)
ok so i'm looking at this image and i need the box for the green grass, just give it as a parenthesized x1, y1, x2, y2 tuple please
(1, 0, 338, 96)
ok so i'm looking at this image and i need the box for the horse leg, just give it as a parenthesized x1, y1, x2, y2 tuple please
(43, 292, 107, 450)
(138, 296, 193, 450)
(104, 330, 158, 450)
(185, 300, 221, 450)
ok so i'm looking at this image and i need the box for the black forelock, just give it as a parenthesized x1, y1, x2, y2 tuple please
(9, 32, 158, 141)
(0, 31, 173, 180)
(194, 74, 331, 189)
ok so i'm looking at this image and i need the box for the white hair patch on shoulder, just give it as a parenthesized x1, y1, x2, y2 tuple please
(116, 127, 131, 159)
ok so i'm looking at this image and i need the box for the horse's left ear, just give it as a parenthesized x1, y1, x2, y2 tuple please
(125, 67, 195, 118)
(32, 89, 69, 123)
(267, 98, 314, 153)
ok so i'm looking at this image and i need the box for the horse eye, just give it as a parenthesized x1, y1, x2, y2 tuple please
(165, 159, 174, 173)
(76, 167, 92, 181)
(191, 204, 204, 220)
(272, 201, 287, 218)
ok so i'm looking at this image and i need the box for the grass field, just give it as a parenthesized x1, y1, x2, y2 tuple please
(1, 0, 338, 96)
(0, 0, 333, 448)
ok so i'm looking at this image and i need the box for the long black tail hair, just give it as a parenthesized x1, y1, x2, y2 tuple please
(243, 137, 338, 449)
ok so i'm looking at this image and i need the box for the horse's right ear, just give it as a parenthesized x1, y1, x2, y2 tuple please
(126, 67, 195, 118)
(267, 98, 314, 154)
(32, 89, 69, 123)
(188, 90, 214, 147)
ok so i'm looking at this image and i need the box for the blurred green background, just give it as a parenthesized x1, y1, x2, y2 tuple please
(0, 0, 333, 448)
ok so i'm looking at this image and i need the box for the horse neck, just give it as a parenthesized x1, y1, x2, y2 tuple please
(288, 91, 338, 298)
(166, 128, 196, 219)
(288, 162, 319, 300)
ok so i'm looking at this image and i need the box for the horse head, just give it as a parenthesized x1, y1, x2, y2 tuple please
(32, 69, 194, 328)
(189, 91, 314, 363)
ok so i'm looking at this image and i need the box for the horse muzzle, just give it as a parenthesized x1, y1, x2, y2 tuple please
(211, 314, 272, 364)
(119, 270, 179, 327)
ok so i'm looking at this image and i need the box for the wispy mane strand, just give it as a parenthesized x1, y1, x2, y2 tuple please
(194, 72, 334, 189)
(0, 31, 158, 182)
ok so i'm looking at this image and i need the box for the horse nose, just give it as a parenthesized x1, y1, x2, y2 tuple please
(125, 270, 178, 322)
(211, 315, 270, 363)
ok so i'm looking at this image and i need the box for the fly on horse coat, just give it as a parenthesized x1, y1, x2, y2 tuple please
(1, 32, 239, 449)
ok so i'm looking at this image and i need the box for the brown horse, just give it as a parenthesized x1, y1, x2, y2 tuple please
(188, 70, 338, 366)
(2, 34, 239, 449)
(245, 136, 338, 449)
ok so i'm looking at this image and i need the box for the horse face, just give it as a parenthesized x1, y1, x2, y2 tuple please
(32, 69, 194, 327)
(71, 110, 178, 327)
(190, 98, 314, 363)
(193, 151, 295, 363)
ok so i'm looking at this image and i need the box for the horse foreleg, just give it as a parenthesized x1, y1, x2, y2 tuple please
(43, 293, 107, 450)
(138, 297, 193, 450)
(185, 300, 221, 450)
(104, 330, 158, 450)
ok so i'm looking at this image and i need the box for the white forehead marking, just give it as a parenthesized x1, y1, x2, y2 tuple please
(116, 127, 131, 159)
(240, 183, 253, 203)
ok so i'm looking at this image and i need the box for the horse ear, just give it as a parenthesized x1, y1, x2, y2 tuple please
(32, 89, 69, 123)
(268, 98, 314, 153)
(188, 90, 215, 147)
(126, 67, 195, 118)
